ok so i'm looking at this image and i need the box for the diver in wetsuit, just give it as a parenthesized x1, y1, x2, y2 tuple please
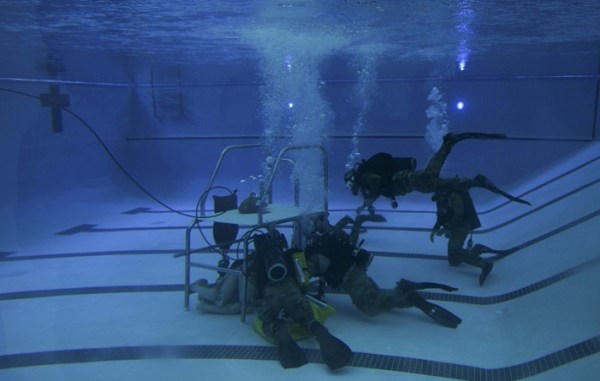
(304, 215, 463, 329)
(430, 189, 496, 285)
(344, 132, 531, 214)
(251, 229, 353, 370)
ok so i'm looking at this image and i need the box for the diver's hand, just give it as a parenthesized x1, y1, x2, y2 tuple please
(430, 227, 448, 242)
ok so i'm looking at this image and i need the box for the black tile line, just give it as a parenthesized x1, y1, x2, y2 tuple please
(370, 205, 600, 261)
(332, 152, 600, 218)
(476, 176, 600, 234)
(55, 224, 184, 235)
(0, 336, 598, 380)
(0, 199, 597, 304)
(54, 222, 295, 235)
(501, 206, 600, 252)
(55, 224, 96, 236)
(0, 285, 183, 301)
(420, 254, 600, 305)
(0, 197, 600, 286)
(2, 254, 599, 305)
(355, 175, 600, 235)
(371, 251, 448, 261)
(53, 174, 600, 238)
(4, 202, 597, 264)
(130, 152, 600, 218)
(479, 152, 600, 215)
(0, 249, 183, 262)
(61, 150, 600, 234)
(121, 207, 151, 215)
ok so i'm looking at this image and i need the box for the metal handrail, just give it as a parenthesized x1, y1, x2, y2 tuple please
(257, 144, 328, 224)
(199, 144, 263, 216)
(183, 143, 329, 321)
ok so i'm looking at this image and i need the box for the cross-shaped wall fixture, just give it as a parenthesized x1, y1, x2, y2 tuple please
(40, 84, 70, 133)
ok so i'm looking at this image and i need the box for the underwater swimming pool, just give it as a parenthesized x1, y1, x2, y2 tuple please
(1, 1, 600, 380)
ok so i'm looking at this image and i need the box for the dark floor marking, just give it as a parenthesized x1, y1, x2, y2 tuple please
(361, 176, 600, 235)
(0, 249, 183, 262)
(0, 251, 16, 258)
(55, 224, 96, 236)
(56, 225, 185, 234)
(129, 153, 600, 219)
(475, 176, 600, 234)
(0, 284, 182, 301)
(371, 206, 600, 261)
(2, 254, 599, 304)
(54, 175, 600, 239)
(420, 255, 600, 305)
(372, 251, 447, 261)
(367, 153, 600, 217)
(505, 207, 600, 253)
(52, 224, 294, 235)
(0, 335, 598, 380)
(37, 186, 597, 273)
(121, 207, 151, 215)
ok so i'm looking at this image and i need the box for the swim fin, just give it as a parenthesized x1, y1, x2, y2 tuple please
(274, 320, 308, 369)
(474, 174, 531, 205)
(479, 261, 493, 286)
(310, 321, 353, 370)
(471, 243, 519, 261)
(407, 293, 462, 329)
(355, 213, 387, 225)
(444, 132, 507, 145)
(398, 278, 458, 293)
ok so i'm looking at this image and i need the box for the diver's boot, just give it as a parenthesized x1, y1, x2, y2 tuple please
(310, 321, 353, 370)
(273, 320, 308, 369)
(473, 174, 531, 205)
(406, 292, 462, 329)
(463, 254, 494, 286)
(479, 261, 494, 286)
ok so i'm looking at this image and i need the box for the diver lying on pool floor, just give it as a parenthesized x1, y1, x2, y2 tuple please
(250, 228, 353, 370)
(304, 214, 462, 329)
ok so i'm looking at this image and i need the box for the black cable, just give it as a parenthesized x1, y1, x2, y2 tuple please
(193, 185, 239, 253)
(1, 86, 197, 218)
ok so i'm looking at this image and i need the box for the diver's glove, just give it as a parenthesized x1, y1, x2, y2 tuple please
(406, 292, 462, 329)
(397, 278, 458, 293)
(429, 227, 449, 242)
